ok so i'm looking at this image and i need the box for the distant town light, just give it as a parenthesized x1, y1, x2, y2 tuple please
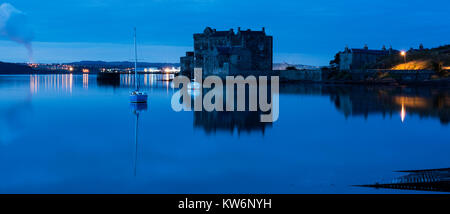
(82, 69, 89, 73)
(162, 66, 181, 73)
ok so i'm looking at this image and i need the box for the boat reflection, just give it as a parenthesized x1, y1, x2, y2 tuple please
(130, 102, 147, 176)
(356, 168, 450, 193)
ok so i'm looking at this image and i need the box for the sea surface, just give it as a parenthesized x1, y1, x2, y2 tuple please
(0, 74, 449, 194)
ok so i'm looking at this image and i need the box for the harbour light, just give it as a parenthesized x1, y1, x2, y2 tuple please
(401, 103, 406, 123)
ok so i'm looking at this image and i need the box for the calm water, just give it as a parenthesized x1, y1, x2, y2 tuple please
(0, 74, 449, 194)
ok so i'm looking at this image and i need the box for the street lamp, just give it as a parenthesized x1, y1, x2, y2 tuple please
(400, 51, 406, 63)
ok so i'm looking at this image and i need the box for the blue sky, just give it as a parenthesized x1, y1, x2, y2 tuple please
(1, 0, 449, 65)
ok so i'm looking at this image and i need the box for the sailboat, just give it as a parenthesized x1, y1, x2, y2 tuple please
(130, 27, 148, 103)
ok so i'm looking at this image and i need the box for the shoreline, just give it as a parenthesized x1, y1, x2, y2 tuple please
(2, 71, 450, 86)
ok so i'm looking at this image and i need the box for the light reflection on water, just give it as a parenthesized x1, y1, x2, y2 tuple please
(0, 74, 449, 194)
(120, 74, 174, 89)
(29, 74, 74, 94)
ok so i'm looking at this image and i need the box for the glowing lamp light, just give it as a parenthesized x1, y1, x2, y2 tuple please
(400, 51, 407, 63)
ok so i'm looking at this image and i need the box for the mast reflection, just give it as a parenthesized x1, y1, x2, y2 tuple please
(130, 102, 147, 176)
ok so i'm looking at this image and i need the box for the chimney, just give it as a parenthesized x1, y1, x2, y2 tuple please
(262, 27, 265, 32)
(238, 27, 241, 32)
(382, 45, 386, 50)
(364, 44, 368, 50)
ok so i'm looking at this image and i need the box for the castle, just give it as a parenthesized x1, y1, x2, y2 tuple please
(180, 27, 273, 78)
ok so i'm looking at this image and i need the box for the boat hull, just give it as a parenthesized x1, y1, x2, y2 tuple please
(130, 94, 148, 103)
(130, 102, 148, 112)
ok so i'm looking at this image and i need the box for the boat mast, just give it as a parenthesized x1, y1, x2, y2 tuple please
(134, 27, 138, 91)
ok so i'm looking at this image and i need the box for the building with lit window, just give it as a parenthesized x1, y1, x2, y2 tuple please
(339, 45, 398, 71)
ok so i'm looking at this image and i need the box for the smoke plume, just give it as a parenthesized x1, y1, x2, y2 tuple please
(0, 3, 34, 62)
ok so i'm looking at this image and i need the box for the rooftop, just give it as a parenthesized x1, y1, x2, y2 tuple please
(350, 48, 391, 55)
(195, 27, 267, 37)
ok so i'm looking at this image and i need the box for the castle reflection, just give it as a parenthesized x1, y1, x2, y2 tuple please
(29, 75, 449, 126)
(194, 110, 271, 135)
(192, 87, 274, 135)
(83, 75, 450, 133)
(194, 84, 449, 135)
(280, 84, 450, 125)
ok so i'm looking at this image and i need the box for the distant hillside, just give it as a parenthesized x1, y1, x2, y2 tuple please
(370, 45, 450, 71)
(68, 61, 180, 68)
(273, 62, 320, 70)
(0, 62, 35, 74)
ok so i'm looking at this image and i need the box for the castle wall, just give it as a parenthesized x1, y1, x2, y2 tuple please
(180, 52, 194, 78)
